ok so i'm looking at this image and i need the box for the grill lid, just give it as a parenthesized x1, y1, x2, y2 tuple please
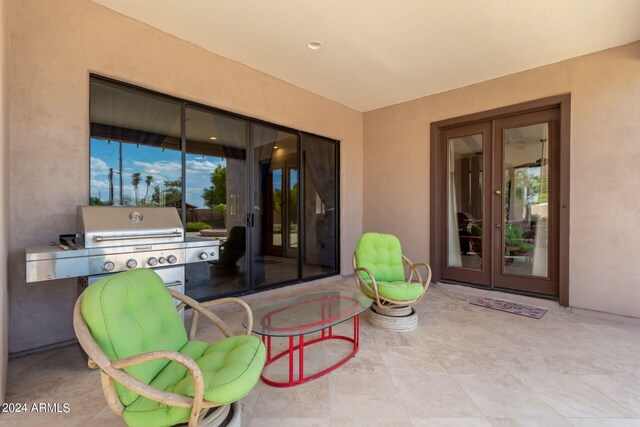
(78, 206, 184, 248)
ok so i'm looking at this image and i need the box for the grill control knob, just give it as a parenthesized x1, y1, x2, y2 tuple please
(158, 257, 167, 264)
(126, 259, 138, 269)
(167, 255, 177, 264)
(147, 257, 158, 267)
(198, 252, 209, 261)
(103, 261, 115, 272)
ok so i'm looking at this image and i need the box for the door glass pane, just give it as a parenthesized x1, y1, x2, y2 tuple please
(447, 134, 483, 269)
(503, 123, 549, 277)
(252, 124, 299, 287)
(289, 168, 298, 250)
(184, 106, 248, 299)
(89, 79, 182, 209)
(272, 168, 282, 247)
(301, 134, 337, 278)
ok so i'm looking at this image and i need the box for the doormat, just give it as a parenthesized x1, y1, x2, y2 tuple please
(470, 297, 548, 319)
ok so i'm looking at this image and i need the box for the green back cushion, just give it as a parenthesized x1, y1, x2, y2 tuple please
(355, 232, 405, 282)
(81, 268, 188, 406)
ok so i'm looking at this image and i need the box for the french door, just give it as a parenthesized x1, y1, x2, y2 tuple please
(439, 107, 561, 297)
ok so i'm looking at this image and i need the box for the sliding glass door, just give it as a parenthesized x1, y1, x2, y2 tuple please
(251, 124, 300, 288)
(89, 75, 340, 301)
(184, 106, 249, 299)
(301, 133, 338, 278)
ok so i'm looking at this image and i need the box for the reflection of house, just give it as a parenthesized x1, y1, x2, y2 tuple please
(166, 200, 197, 218)
(188, 208, 226, 229)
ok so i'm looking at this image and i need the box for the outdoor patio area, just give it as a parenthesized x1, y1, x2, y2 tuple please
(5, 276, 640, 427)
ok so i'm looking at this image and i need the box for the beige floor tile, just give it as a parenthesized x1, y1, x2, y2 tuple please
(253, 377, 330, 418)
(332, 417, 412, 426)
(566, 419, 640, 427)
(394, 374, 482, 417)
(249, 417, 330, 427)
(454, 374, 559, 418)
(411, 417, 493, 427)
(514, 374, 632, 418)
(380, 345, 448, 384)
(579, 374, 640, 417)
(487, 417, 572, 426)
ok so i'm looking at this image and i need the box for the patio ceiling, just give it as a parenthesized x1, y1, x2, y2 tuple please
(91, 1, 640, 111)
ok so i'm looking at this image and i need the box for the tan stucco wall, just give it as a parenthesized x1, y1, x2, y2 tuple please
(363, 41, 640, 318)
(6, 0, 363, 353)
(0, 0, 8, 402)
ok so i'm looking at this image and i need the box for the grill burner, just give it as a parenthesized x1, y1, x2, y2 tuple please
(25, 206, 219, 288)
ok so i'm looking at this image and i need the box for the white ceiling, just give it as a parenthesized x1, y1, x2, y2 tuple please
(90, 0, 640, 112)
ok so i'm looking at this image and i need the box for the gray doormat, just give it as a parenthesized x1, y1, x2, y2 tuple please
(470, 297, 548, 319)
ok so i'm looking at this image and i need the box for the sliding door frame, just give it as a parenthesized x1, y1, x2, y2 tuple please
(89, 74, 341, 300)
(430, 94, 571, 306)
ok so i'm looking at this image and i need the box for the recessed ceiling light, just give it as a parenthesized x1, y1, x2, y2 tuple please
(307, 41, 322, 50)
(274, 145, 279, 149)
(209, 136, 217, 140)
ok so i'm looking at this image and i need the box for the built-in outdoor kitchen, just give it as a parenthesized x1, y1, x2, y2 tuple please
(25, 206, 220, 296)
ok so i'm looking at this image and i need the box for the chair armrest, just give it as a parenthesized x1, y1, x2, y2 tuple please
(402, 256, 432, 291)
(169, 290, 234, 338)
(200, 298, 254, 336)
(410, 262, 432, 290)
(353, 266, 382, 306)
(111, 350, 205, 426)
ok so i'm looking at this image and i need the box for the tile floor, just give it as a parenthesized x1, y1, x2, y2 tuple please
(4, 276, 640, 427)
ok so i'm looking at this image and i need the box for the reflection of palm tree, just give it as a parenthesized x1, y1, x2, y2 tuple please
(144, 175, 153, 204)
(131, 172, 141, 206)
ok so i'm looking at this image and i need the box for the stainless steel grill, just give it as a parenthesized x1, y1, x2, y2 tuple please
(25, 207, 220, 296)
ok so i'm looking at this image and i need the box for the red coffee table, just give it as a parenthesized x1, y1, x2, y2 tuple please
(246, 291, 372, 387)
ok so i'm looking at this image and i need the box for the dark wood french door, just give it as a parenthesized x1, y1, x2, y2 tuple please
(438, 107, 561, 297)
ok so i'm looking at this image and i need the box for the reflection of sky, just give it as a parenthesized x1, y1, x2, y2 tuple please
(90, 138, 223, 208)
(185, 153, 225, 207)
(271, 168, 298, 191)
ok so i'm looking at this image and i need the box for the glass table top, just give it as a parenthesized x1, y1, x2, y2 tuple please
(246, 291, 373, 337)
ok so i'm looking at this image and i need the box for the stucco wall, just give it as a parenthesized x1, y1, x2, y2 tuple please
(363, 41, 640, 318)
(6, 0, 363, 353)
(0, 0, 8, 402)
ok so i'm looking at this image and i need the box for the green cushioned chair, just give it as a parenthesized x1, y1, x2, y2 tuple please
(73, 269, 266, 427)
(352, 232, 431, 310)
(505, 224, 534, 253)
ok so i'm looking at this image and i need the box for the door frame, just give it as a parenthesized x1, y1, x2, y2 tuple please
(429, 94, 571, 306)
(438, 121, 493, 286)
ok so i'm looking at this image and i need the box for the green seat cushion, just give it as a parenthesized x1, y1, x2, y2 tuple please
(81, 269, 188, 406)
(355, 233, 405, 283)
(361, 280, 425, 302)
(505, 225, 534, 252)
(123, 336, 266, 427)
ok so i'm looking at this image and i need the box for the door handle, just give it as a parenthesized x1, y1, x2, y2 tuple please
(496, 223, 501, 228)
(495, 189, 501, 195)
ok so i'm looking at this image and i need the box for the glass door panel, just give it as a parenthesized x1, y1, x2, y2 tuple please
(184, 106, 248, 299)
(447, 134, 484, 270)
(89, 79, 182, 209)
(251, 124, 300, 287)
(503, 123, 549, 277)
(301, 134, 338, 279)
(493, 109, 559, 296)
(440, 122, 492, 285)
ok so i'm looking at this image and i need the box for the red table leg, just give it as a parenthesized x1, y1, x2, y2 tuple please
(260, 308, 364, 388)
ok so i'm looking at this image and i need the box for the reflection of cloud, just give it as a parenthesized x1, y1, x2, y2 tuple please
(91, 179, 110, 190)
(90, 157, 109, 176)
(186, 159, 223, 173)
(132, 160, 181, 178)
